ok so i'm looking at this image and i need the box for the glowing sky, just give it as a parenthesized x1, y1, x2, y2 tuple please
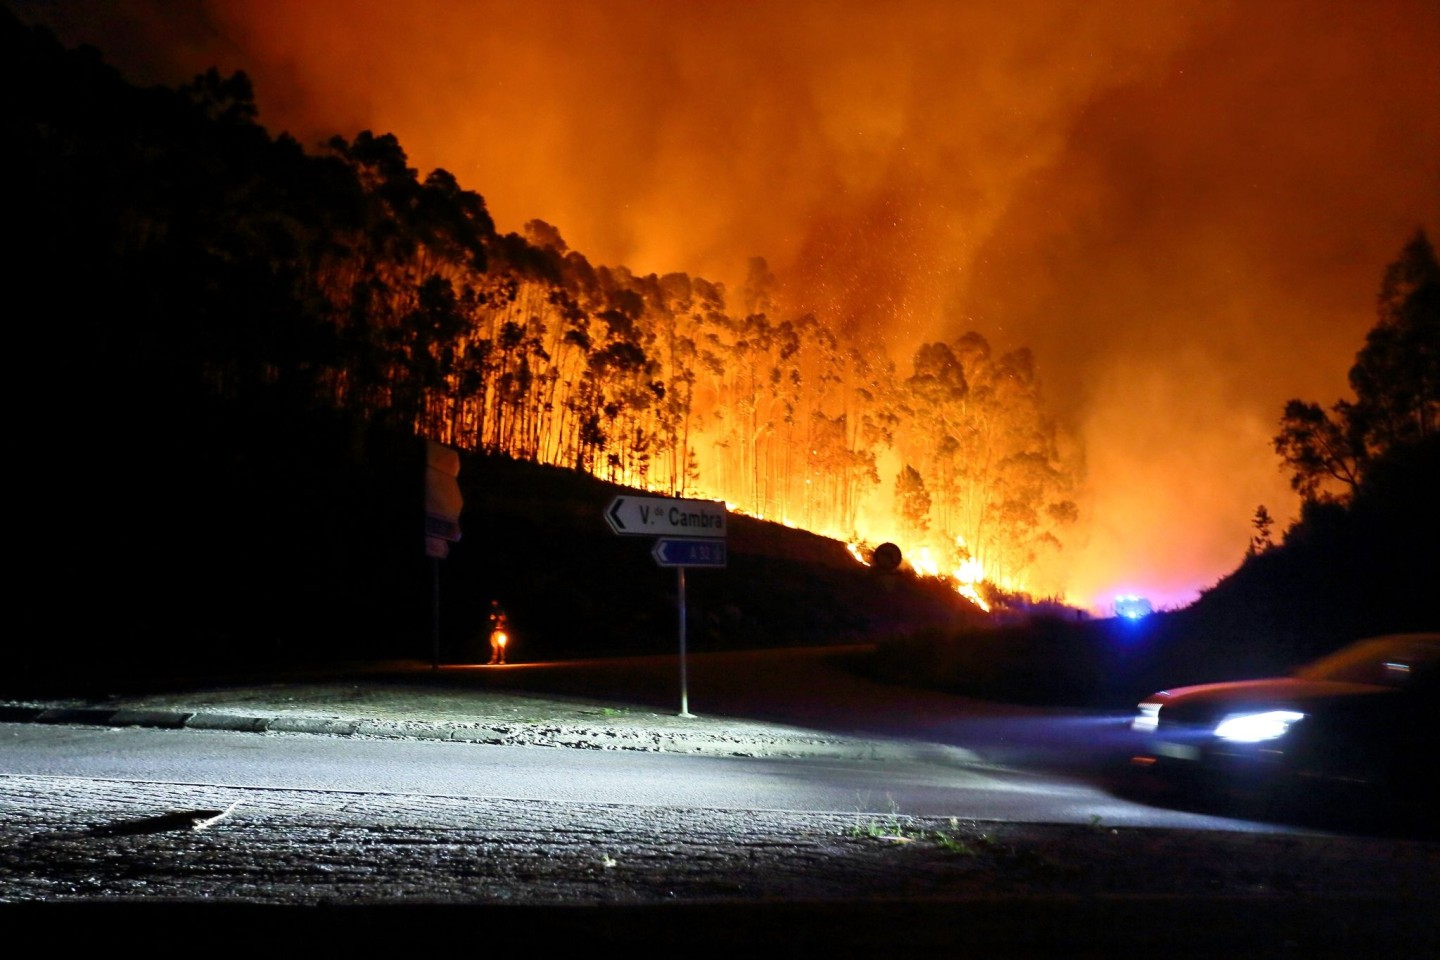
(16, 0, 1439, 612)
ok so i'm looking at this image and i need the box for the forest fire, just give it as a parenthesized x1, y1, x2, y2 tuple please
(909, 547, 991, 613)
(567, 311, 1072, 612)
(15, 0, 1438, 616)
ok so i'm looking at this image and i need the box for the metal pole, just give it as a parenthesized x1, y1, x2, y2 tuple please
(677, 566, 694, 717)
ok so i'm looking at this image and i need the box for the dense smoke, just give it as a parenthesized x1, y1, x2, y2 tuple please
(15, 0, 1438, 611)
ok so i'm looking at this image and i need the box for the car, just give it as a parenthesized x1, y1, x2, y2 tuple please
(1128, 632, 1440, 825)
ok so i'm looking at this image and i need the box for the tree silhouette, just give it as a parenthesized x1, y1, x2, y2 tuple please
(1247, 505, 1275, 556)
(1275, 228, 1439, 503)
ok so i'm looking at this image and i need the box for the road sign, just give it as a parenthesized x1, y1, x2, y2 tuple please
(652, 538, 727, 568)
(424, 514, 462, 542)
(424, 440, 463, 557)
(605, 495, 727, 538)
(872, 542, 901, 571)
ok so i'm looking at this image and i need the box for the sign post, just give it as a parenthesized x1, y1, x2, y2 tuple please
(676, 567, 691, 718)
(605, 495, 727, 717)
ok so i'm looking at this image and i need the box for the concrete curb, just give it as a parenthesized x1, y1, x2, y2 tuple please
(185, 713, 272, 733)
(107, 709, 193, 729)
(366, 722, 468, 741)
(36, 708, 118, 726)
(265, 717, 364, 736)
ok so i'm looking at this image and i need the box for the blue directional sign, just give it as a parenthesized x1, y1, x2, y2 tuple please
(652, 537, 727, 568)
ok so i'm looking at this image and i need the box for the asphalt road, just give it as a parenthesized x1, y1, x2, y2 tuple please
(0, 720, 1269, 827)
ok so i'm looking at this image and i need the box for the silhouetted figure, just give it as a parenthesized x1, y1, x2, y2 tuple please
(487, 600, 510, 665)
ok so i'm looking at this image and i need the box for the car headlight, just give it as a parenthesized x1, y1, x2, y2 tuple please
(1132, 702, 1161, 733)
(1213, 710, 1305, 742)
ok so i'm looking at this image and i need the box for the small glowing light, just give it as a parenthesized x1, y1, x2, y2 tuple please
(1114, 595, 1153, 619)
(1213, 710, 1304, 742)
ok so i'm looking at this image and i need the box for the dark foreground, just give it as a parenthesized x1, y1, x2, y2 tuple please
(7, 896, 1438, 956)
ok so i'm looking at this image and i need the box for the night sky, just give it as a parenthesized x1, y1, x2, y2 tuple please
(16, 0, 1438, 611)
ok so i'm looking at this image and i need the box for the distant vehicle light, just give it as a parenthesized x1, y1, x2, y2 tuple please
(1214, 710, 1305, 742)
(1114, 595, 1153, 619)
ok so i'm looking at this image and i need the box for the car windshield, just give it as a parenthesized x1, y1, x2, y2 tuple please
(1293, 634, 1440, 687)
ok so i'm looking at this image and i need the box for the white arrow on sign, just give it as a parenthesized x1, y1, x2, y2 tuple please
(605, 495, 727, 538)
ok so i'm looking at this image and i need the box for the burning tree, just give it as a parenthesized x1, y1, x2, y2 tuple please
(893, 335, 1079, 590)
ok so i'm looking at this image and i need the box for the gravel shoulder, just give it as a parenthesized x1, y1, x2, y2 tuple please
(3, 772, 1438, 954)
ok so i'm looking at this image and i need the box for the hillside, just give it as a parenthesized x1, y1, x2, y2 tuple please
(446, 450, 988, 663)
(22, 401, 986, 693)
(34, 389, 1433, 707)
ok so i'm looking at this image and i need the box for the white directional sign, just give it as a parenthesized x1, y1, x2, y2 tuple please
(605, 495, 727, 538)
(652, 538, 727, 568)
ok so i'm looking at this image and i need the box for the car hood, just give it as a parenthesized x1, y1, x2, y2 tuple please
(1144, 677, 1391, 718)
